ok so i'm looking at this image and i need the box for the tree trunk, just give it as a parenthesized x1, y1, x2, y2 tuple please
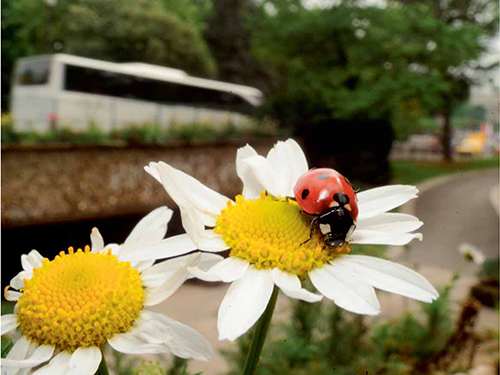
(442, 110, 453, 162)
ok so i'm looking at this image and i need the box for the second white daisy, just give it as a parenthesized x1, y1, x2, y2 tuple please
(2, 207, 219, 375)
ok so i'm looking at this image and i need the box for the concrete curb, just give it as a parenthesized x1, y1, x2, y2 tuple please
(386, 167, 499, 260)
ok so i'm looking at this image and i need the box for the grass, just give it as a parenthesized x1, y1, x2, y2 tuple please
(390, 156, 499, 185)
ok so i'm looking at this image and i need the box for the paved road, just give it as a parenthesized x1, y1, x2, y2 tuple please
(408, 169, 499, 273)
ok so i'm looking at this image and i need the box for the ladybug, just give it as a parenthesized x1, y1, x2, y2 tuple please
(293, 168, 358, 248)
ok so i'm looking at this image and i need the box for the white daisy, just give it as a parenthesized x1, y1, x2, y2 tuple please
(1, 207, 219, 374)
(139, 139, 438, 342)
(458, 243, 486, 265)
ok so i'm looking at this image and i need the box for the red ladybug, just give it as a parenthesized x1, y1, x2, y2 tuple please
(293, 168, 358, 248)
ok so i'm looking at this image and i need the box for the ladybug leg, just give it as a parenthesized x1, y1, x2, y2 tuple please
(301, 217, 318, 246)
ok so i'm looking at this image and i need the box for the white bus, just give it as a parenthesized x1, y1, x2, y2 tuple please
(11, 54, 264, 132)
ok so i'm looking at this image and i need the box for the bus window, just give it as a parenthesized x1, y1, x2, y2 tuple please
(63, 63, 253, 112)
(16, 59, 50, 85)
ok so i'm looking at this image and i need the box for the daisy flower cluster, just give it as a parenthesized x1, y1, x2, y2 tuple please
(1, 138, 439, 374)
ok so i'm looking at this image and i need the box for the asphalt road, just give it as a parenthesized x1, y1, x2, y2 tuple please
(408, 168, 499, 273)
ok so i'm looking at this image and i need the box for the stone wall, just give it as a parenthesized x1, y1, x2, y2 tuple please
(1, 138, 283, 227)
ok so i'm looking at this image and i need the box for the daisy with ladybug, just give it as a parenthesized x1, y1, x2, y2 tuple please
(294, 168, 358, 249)
(143, 139, 435, 343)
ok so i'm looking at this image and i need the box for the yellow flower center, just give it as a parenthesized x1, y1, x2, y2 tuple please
(215, 191, 351, 277)
(16, 246, 144, 352)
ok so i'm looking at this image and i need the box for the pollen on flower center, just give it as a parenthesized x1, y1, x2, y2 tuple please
(16, 246, 144, 352)
(215, 191, 351, 277)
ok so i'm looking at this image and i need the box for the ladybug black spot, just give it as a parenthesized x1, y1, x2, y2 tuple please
(301, 189, 310, 199)
(318, 173, 330, 180)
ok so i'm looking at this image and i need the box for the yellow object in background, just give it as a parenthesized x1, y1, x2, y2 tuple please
(456, 132, 487, 155)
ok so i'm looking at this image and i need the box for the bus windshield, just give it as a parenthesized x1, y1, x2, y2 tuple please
(16, 58, 51, 86)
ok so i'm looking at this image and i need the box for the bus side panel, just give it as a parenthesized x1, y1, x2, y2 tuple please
(229, 112, 252, 127)
(172, 105, 197, 125)
(159, 105, 177, 129)
(57, 92, 113, 131)
(11, 90, 54, 132)
(115, 99, 158, 127)
(197, 108, 231, 129)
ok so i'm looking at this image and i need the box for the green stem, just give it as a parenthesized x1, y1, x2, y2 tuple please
(242, 286, 279, 375)
(95, 352, 109, 375)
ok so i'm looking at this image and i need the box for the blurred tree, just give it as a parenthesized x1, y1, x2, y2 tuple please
(452, 104, 488, 129)
(1, 0, 217, 110)
(160, 0, 212, 32)
(1, 0, 46, 110)
(249, 1, 447, 183)
(204, 0, 274, 91)
(391, 0, 499, 161)
(64, 0, 217, 77)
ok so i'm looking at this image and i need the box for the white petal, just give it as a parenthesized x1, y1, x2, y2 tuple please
(284, 139, 308, 191)
(180, 209, 229, 252)
(204, 257, 249, 282)
(336, 255, 439, 302)
(187, 266, 223, 282)
(5, 290, 22, 301)
(356, 213, 423, 233)
(145, 267, 190, 306)
(108, 327, 168, 355)
(2, 314, 19, 335)
(131, 260, 156, 273)
(120, 206, 173, 256)
(155, 162, 231, 226)
(309, 264, 380, 315)
(5, 336, 31, 362)
(119, 234, 198, 262)
(271, 268, 322, 303)
(65, 346, 102, 375)
(242, 155, 281, 197)
(267, 141, 293, 196)
(194, 253, 225, 272)
(1, 344, 54, 369)
(266, 139, 308, 197)
(218, 267, 275, 341)
(90, 227, 105, 253)
(145, 164, 161, 183)
(141, 253, 200, 289)
(20, 250, 43, 273)
(31, 352, 71, 375)
(9, 271, 32, 290)
(138, 311, 214, 361)
(194, 231, 228, 253)
(104, 244, 122, 257)
(357, 185, 418, 219)
(236, 144, 262, 199)
(2, 337, 33, 375)
(349, 229, 422, 246)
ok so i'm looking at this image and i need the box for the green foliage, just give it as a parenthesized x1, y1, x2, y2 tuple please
(391, 157, 500, 185)
(161, 0, 212, 32)
(1, 120, 282, 145)
(452, 104, 489, 129)
(479, 258, 500, 278)
(224, 285, 454, 375)
(110, 352, 199, 375)
(204, 0, 272, 90)
(64, 0, 216, 78)
(1, 337, 13, 359)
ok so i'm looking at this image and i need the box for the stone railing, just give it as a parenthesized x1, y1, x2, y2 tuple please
(1, 138, 284, 228)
